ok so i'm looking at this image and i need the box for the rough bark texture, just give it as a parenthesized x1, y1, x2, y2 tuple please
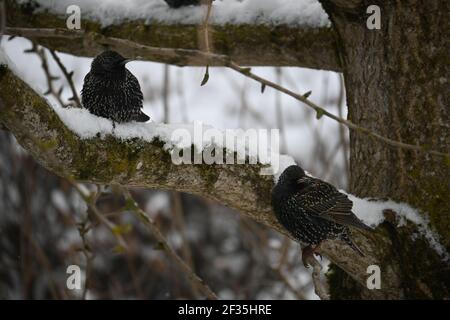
(5, 0, 341, 70)
(320, 0, 449, 299)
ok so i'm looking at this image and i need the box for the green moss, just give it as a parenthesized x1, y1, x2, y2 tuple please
(326, 264, 364, 299)
(37, 138, 58, 151)
(197, 158, 221, 190)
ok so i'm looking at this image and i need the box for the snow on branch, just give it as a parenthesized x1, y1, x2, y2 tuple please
(24, 0, 331, 27)
(6, 0, 340, 70)
(0, 58, 447, 298)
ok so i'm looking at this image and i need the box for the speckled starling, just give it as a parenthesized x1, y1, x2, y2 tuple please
(165, 0, 213, 8)
(271, 165, 372, 267)
(81, 50, 150, 123)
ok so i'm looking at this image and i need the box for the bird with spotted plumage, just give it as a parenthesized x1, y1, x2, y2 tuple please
(81, 50, 150, 123)
(271, 165, 372, 267)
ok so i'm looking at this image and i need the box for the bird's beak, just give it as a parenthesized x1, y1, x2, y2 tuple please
(120, 58, 133, 66)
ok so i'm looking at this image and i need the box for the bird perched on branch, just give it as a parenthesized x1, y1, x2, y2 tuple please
(165, 0, 214, 8)
(81, 50, 150, 123)
(271, 165, 372, 267)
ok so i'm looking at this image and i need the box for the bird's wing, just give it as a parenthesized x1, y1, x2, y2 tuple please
(296, 178, 372, 231)
(126, 70, 144, 107)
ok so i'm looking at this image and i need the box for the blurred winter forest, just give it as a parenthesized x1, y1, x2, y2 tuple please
(0, 36, 347, 299)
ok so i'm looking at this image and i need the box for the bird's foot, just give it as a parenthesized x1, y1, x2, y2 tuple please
(302, 244, 322, 268)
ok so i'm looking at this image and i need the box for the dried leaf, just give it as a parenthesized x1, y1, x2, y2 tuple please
(261, 83, 266, 93)
(200, 65, 209, 86)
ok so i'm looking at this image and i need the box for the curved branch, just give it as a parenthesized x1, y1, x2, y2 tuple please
(1, 64, 447, 299)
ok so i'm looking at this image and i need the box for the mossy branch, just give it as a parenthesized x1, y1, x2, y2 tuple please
(1, 65, 449, 299)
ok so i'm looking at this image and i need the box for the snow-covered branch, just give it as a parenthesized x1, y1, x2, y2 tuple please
(6, 0, 341, 70)
(0, 62, 447, 299)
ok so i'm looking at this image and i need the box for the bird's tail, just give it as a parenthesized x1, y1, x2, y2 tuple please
(343, 233, 366, 257)
(134, 111, 150, 122)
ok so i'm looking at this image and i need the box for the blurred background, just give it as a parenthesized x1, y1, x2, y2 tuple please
(0, 35, 348, 299)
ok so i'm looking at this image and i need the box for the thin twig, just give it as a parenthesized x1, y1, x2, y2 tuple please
(200, 0, 213, 53)
(121, 188, 218, 300)
(48, 49, 82, 108)
(226, 61, 448, 157)
(162, 64, 170, 122)
(72, 183, 129, 251)
(76, 217, 94, 300)
(26, 43, 66, 108)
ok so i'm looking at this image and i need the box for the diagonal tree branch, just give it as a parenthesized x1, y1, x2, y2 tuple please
(1, 63, 447, 299)
(5, 27, 447, 158)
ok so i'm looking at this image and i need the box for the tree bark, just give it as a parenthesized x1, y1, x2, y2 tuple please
(5, 0, 341, 70)
(320, 0, 449, 299)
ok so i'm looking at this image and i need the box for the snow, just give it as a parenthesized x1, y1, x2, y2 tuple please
(347, 193, 448, 260)
(54, 103, 446, 258)
(24, 0, 330, 27)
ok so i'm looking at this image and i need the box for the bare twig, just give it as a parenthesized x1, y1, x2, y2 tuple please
(198, 0, 213, 85)
(48, 49, 82, 108)
(26, 43, 66, 108)
(72, 183, 129, 251)
(162, 64, 170, 122)
(171, 192, 199, 297)
(199, 0, 213, 53)
(226, 61, 448, 157)
(76, 217, 94, 300)
(171, 192, 195, 271)
(121, 188, 218, 300)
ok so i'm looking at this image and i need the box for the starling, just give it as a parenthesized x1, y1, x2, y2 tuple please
(165, 0, 213, 8)
(271, 165, 372, 267)
(81, 50, 150, 123)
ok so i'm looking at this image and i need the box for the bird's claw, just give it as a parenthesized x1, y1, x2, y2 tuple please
(302, 245, 323, 268)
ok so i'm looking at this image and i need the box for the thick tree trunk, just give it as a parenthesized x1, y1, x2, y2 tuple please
(321, 0, 449, 298)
